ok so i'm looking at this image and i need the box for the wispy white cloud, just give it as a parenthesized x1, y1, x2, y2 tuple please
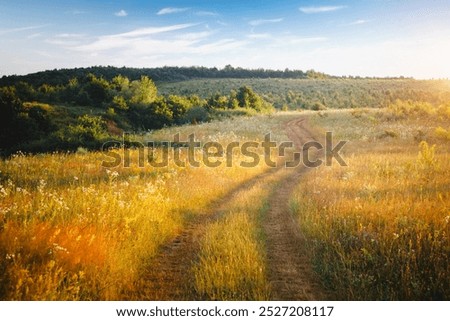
(56, 33, 85, 38)
(190, 39, 248, 54)
(115, 10, 128, 17)
(246, 31, 327, 45)
(247, 33, 271, 39)
(67, 10, 87, 15)
(216, 20, 228, 26)
(249, 18, 283, 26)
(348, 19, 369, 25)
(60, 22, 248, 69)
(157, 7, 189, 15)
(299, 6, 346, 14)
(195, 11, 218, 17)
(284, 36, 328, 44)
(73, 24, 196, 52)
(46, 33, 86, 46)
(27, 33, 43, 39)
(174, 31, 212, 41)
(111, 24, 196, 39)
(0, 25, 48, 36)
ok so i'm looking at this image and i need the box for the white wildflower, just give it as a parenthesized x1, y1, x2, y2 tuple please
(38, 179, 47, 193)
(0, 185, 7, 197)
(6, 253, 15, 260)
(53, 243, 69, 253)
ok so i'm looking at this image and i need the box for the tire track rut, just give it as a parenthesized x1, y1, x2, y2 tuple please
(130, 117, 329, 300)
(263, 118, 329, 300)
(132, 164, 281, 300)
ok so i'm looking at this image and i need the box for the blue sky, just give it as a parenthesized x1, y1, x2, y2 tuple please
(1, 0, 450, 78)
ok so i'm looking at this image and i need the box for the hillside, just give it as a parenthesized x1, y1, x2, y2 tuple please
(158, 78, 450, 109)
(1, 66, 450, 155)
(0, 66, 330, 87)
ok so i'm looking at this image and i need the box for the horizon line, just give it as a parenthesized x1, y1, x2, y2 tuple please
(1, 64, 448, 81)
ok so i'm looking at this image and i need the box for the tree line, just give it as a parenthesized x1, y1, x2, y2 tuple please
(0, 66, 333, 88)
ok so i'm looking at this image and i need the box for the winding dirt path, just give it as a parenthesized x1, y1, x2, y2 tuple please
(132, 164, 281, 300)
(129, 116, 329, 300)
(263, 118, 330, 300)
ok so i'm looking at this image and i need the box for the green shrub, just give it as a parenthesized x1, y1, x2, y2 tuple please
(180, 106, 210, 124)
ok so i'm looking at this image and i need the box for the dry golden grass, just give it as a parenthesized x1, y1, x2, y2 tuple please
(0, 114, 291, 300)
(5, 104, 447, 301)
(192, 171, 285, 300)
(292, 106, 450, 300)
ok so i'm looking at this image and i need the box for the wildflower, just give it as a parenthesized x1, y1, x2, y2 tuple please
(53, 243, 69, 253)
(118, 200, 126, 209)
(0, 185, 7, 197)
(5, 253, 15, 260)
(38, 179, 47, 193)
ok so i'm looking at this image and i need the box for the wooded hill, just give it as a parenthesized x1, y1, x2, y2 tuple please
(1, 66, 449, 155)
(0, 66, 333, 88)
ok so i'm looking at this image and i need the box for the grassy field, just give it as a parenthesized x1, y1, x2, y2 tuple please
(1, 101, 449, 300)
(291, 103, 450, 300)
(0, 113, 291, 300)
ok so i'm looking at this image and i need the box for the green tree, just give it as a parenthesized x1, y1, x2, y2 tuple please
(128, 97, 172, 130)
(130, 76, 157, 105)
(61, 78, 80, 102)
(207, 93, 228, 109)
(312, 102, 327, 111)
(27, 104, 53, 134)
(237, 86, 264, 111)
(0, 87, 22, 148)
(84, 74, 110, 106)
(237, 86, 252, 108)
(187, 94, 204, 107)
(166, 95, 193, 123)
(65, 115, 108, 146)
(112, 95, 128, 110)
(180, 106, 209, 124)
(15, 81, 36, 101)
(111, 75, 130, 92)
(37, 83, 58, 102)
(228, 90, 239, 109)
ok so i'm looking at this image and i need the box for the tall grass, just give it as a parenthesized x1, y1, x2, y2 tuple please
(193, 173, 283, 300)
(292, 107, 449, 300)
(0, 113, 293, 300)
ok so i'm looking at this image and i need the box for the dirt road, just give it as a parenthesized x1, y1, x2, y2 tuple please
(131, 117, 329, 300)
(263, 118, 330, 300)
(131, 166, 280, 300)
